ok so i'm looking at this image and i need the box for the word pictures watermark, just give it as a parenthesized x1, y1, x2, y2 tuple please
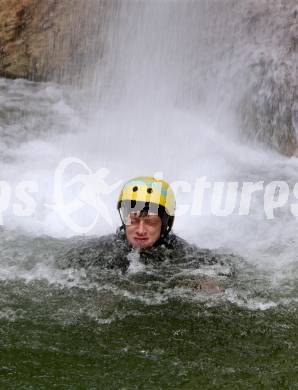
(1, 157, 298, 233)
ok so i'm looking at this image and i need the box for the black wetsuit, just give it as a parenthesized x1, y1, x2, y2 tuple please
(58, 229, 234, 276)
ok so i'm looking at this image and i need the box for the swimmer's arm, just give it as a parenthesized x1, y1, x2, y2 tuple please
(196, 278, 223, 293)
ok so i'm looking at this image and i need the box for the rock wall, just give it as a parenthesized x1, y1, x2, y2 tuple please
(0, 0, 32, 79)
(237, 0, 298, 155)
(0, 0, 110, 83)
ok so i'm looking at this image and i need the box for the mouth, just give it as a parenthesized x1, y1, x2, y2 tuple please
(133, 237, 149, 246)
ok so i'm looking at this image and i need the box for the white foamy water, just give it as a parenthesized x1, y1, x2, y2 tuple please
(0, 76, 297, 301)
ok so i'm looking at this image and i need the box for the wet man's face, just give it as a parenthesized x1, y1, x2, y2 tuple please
(125, 212, 162, 249)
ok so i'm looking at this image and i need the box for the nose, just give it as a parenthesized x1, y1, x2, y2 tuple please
(135, 220, 146, 235)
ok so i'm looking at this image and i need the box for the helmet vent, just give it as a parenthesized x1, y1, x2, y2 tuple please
(133, 186, 138, 192)
(147, 188, 153, 194)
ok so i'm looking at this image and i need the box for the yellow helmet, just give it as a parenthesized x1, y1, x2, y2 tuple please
(117, 176, 176, 237)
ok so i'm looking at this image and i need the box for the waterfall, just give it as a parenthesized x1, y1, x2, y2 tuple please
(81, 0, 297, 154)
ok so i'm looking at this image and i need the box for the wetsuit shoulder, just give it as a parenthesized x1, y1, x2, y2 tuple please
(161, 234, 227, 267)
(56, 233, 129, 269)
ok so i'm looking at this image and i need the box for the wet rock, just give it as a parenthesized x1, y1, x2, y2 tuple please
(0, 0, 110, 83)
(237, 0, 298, 155)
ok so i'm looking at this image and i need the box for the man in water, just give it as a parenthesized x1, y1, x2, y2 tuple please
(60, 177, 232, 291)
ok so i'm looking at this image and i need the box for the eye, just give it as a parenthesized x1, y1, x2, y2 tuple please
(127, 216, 139, 225)
(145, 218, 160, 226)
(147, 188, 153, 194)
(133, 186, 138, 192)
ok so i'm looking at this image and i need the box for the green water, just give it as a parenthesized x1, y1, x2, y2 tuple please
(0, 230, 297, 389)
(0, 279, 297, 390)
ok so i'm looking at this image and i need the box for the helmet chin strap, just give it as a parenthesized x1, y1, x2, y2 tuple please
(118, 209, 125, 227)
